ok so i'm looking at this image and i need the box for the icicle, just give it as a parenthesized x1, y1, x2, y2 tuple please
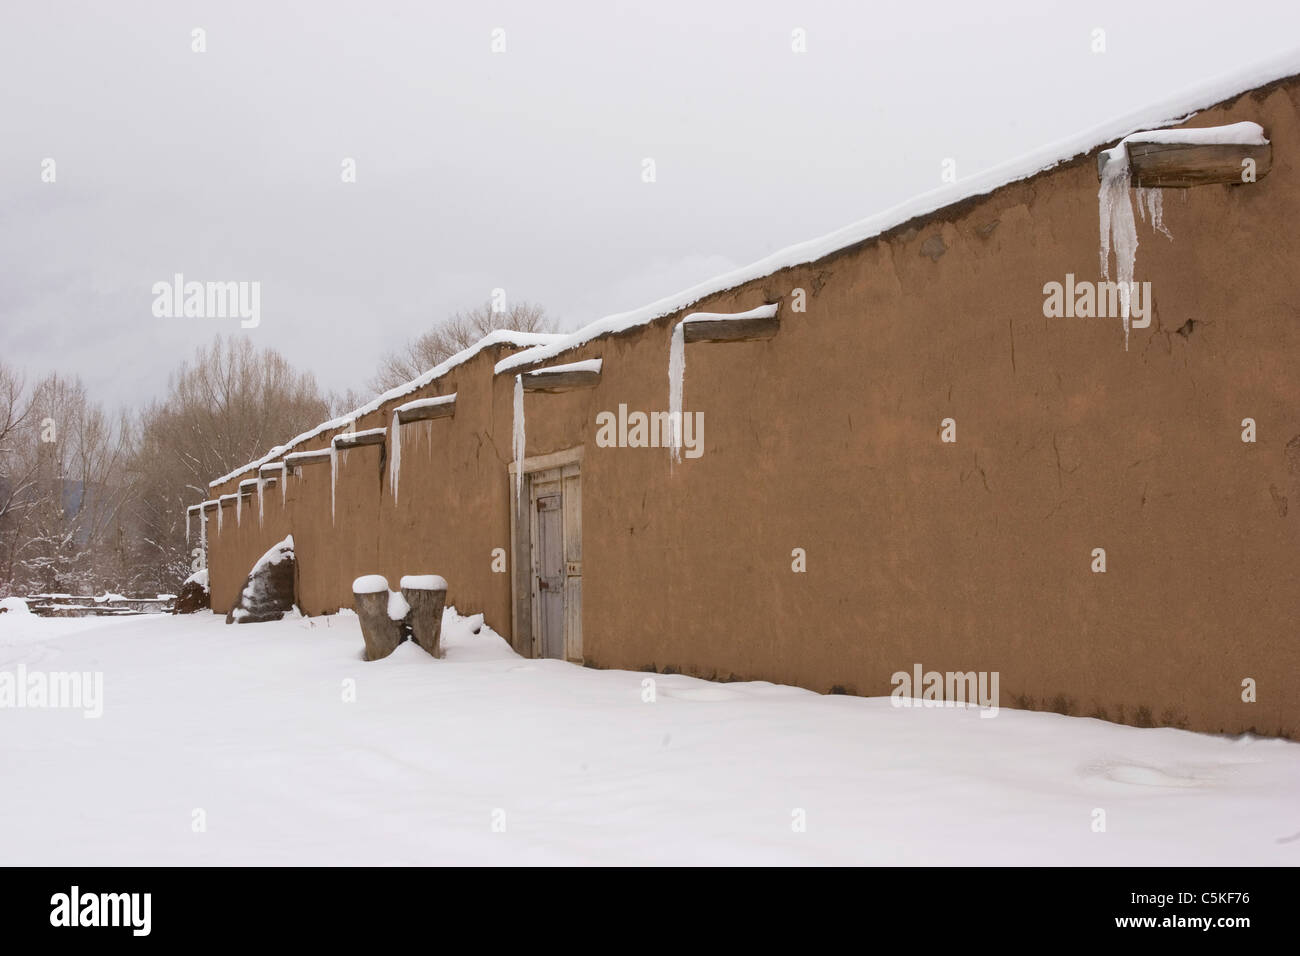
(668, 322, 685, 463)
(423, 419, 433, 460)
(257, 476, 265, 526)
(236, 489, 242, 526)
(389, 411, 402, 505)
(200, 509, 207, 562)
(330, 444, 338, 525)
(1147, 188, 1171, 239)
(1098, 149, 1138, 349)
(513, 375, 525, 503)
(281, 467, 286, 506)
(186, 509, 191, 546)
(217, 500, 223, 535)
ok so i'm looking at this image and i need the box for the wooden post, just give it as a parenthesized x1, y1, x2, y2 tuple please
(353, 576, 404, 661)
(400, 575, 447, 657)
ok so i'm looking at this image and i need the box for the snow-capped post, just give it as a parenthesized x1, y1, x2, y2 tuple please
(400, 575, 447, 658)
(353, 574, 406, 661)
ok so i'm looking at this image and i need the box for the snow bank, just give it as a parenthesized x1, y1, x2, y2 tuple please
(399, 574, 447, 591)
(184, 568, 210, 591)
(2, 606, 1299, 865)
(0, 596, 31, 615)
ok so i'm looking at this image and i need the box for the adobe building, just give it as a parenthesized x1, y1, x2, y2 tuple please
(202, 56, 1300, 738)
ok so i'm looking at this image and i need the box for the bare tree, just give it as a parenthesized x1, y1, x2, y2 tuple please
(127, 335, 330, 592)
(0, 362, 38, 593)
(6, 375, 132, 595)
(369, 301, 554, 392)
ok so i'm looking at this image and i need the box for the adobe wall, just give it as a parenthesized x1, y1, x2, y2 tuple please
(208, 78, 1300, 737)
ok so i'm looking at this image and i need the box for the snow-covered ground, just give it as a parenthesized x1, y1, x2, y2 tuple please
(1, 608, 1297, 865)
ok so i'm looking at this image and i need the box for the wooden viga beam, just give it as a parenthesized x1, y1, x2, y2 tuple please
(681, 312, 781, 344)
(397, 395, 456, 424)
(333, 428, 386, 451)
(522, 361, 603, 393)
(284, 450, 330, 468)
(1097, 142, 1272, 188)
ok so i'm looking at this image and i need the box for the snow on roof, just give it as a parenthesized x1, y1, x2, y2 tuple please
(210, 48, 1300, 492)
(495, 49, 1300, 376)
(332, 427, 387, 444)
(680, 304, 780, 326)
(525, 357, 603, 375)
(284, 449, 331, 463)
(396, 393, 457, 413)
(209, 330, 563, 489)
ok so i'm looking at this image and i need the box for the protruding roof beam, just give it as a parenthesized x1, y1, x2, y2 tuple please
(333, 428, 386, 450)
(284, 449, 331, 467)
(396, 393, 457, 424)
(680, 304, 780, 344)
(522, 359, 603, 393)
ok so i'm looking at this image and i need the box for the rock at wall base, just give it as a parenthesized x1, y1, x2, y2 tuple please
(174, 579, 211, 615)
(354, 589, 405, 661)
(175, 569, 211, 615)
(225, 536, 295, 624)
(402, 585, 447, 658)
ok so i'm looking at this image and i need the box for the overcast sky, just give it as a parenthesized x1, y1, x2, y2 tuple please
(3, 0, 1299, 411)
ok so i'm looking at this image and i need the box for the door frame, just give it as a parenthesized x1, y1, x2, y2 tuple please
(509, 445, 583, 660)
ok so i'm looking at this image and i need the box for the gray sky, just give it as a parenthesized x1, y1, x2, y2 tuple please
(3, 0, 1298, 410)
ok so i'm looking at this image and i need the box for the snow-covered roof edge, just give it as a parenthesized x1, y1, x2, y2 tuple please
(211, 49, 1300, 490)
(496, 49, 1300, 375)
(209, 329, 563, 489)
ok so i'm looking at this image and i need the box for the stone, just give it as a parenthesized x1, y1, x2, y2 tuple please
(173, 578, 210, 615)
(225, 536, 295, 624)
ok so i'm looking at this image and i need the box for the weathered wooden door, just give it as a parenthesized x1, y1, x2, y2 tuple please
(526, 462, 582, 661)
(535, 491, 565, 659)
